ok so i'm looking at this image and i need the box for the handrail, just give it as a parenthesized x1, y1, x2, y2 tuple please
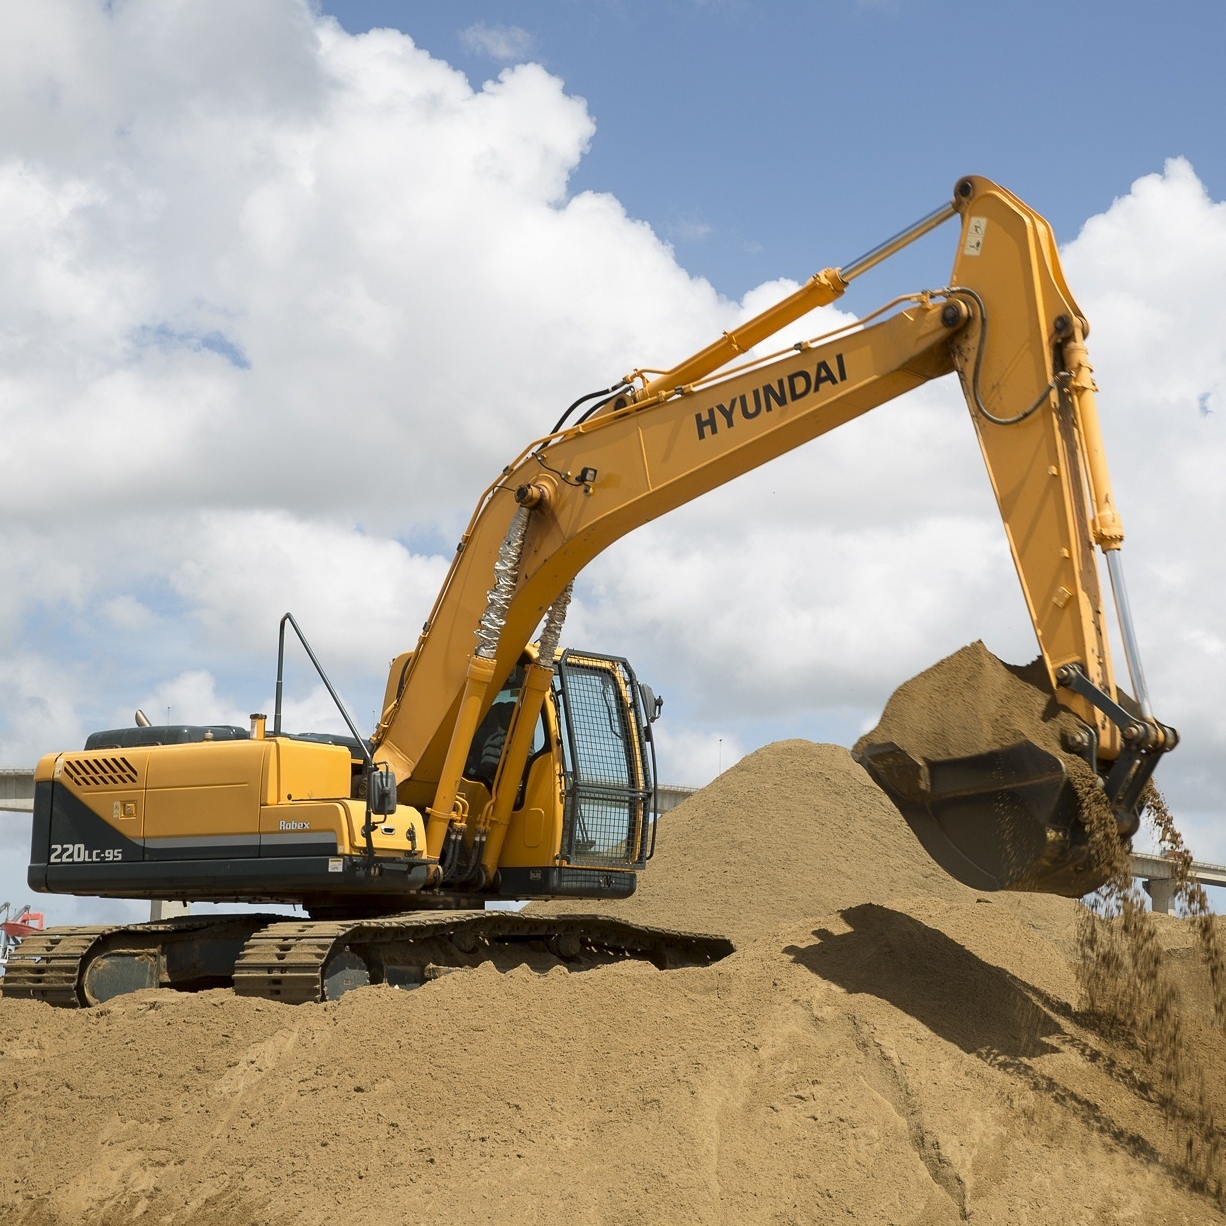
(273, 612, 381, 858)
(273, 612, 373, 766)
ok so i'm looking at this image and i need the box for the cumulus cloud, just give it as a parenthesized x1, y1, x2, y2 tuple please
(668, 214, 716, 243)
(1055, 160, 1226, 813)
(0, 4, 1223, 918)
(651, 723, 746, 789)
(126, 670, 246, 732)
(168, 512, 449, 671)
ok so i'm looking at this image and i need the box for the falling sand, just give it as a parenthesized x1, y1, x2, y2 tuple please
(1076, 780, 1226, 1193)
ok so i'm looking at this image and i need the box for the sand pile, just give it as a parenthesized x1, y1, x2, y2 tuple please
(538, 739, 977, 944)
(2, 724, 1226, 1221)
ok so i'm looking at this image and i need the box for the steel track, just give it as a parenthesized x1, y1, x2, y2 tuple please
(1, 916, 259, 1007)
(2, 912, 734, 1007)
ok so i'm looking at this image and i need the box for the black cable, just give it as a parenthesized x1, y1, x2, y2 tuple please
(573, 384, 632, 427)
(529, 451, 593, 489)
(440, 828, 462, 884)
(551, 381, 631, 435)
(949, 286, 1069, 426)
(459, 833, 486, 888)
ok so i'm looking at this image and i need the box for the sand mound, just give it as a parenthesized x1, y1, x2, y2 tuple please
(2, 733, 1225, 1224)
(539, 739, 975, 943)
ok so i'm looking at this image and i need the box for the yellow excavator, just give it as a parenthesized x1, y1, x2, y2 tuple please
(5, 176, 1176, 1006)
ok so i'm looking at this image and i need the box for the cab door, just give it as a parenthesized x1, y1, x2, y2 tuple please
(553, 651, 654, 869)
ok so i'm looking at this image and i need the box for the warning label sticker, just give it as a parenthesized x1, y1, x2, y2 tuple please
(963, 217, 987, 256)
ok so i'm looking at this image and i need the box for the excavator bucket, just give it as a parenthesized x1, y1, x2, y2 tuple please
(855, 738, 1109, 897)
(849, 643, 1151, 898)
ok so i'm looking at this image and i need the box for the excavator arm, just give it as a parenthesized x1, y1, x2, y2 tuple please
(373, 176, 1175, 892)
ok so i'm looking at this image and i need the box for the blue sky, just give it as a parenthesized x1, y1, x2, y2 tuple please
(324, 0, 1226, 304)
(0, 1, 1223, 921)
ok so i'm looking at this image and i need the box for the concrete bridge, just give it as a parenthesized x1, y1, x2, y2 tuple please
(0, 769, 33, 813)
(0, 771, 1216, 915)
(1130, 852, 1226, 914)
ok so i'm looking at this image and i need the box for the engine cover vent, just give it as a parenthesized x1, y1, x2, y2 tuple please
(63, 756, 139, 788)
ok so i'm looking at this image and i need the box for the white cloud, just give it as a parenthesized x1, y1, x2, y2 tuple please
(0, 6, 1223, 916)
(126, 669, 247, 732)
(101, 595, 156, 634)
(0, 654, 88, 767)
(168, 511, 449, 670)
(0, 0, 733, 794)
(650, 723, 745, 788)
(668, 215, 715, 243)
(459, 22, 535, 63)
(1054, 159, 1226, 821)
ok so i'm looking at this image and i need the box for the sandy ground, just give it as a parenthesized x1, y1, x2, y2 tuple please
(2, 740, 1224, 1225)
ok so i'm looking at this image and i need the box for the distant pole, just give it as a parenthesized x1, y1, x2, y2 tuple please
(718, 738, 723, 773)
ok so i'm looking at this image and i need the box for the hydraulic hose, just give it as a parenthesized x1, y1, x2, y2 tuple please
(551, 382, 631, 434)
(951, 286, 1069, 427)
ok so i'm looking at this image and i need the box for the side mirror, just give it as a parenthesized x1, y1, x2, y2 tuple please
(367, 764, 398, 815)
(639, 683, 664, 724)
